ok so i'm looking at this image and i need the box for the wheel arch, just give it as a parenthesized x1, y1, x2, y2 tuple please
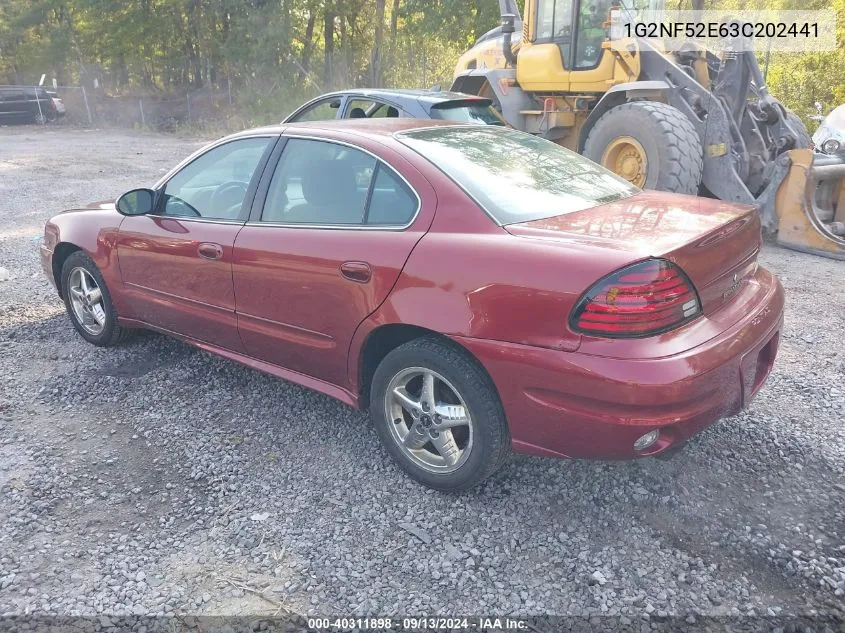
(52, 242, 82, 299)
(357, 323, 444, 409)
(354, 322, 499, 411)
(42, 209, 128, 314)
(451, 68, 537, 130)
(451, 72, 489, 97)
(578, 81, 671, 152)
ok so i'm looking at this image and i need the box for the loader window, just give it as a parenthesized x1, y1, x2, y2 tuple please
(397, 126, 638, 225)
(535, 0, 574, 42)
(574, 0, 610, 67)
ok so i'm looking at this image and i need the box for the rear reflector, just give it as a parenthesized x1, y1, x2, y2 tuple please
(570, 258, 702, 338)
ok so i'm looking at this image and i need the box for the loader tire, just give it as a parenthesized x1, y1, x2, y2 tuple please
(584, 101, 703, 194)
(478, 81, 503, 114)
(785, 110, 812, 148)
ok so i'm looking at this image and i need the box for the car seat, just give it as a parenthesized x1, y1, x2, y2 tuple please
(285, 158, 365, 224)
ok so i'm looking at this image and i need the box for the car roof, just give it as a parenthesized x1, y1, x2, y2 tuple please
(234, 118, 472, 140)
(312, 88, 489, 106)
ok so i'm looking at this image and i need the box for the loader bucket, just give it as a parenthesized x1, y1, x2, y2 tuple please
(772, 149, 845, 261)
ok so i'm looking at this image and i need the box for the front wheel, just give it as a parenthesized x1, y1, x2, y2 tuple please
(369, 337, 510, 491)
(784, 110, 812, 148)
(584, 101, 704, 194)
(60, 251, 132, 347)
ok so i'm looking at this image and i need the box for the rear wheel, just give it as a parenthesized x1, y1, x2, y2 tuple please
(584, 101, 703, 194)
(477, 81, 503, 114)
(369, 336, 509, 491)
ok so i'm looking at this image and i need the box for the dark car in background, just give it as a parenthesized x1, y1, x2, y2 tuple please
(283, 88, 506, 125)
(0, 86, 60, 125)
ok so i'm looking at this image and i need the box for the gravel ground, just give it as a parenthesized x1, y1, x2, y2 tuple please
(1, 125, 844, 622)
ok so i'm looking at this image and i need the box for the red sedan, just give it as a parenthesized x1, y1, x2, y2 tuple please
(40, 120, 784, 490)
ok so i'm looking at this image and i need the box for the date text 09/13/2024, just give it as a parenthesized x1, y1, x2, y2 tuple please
(307, 617, 529, 630)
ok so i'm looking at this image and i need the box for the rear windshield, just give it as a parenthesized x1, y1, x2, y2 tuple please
(397, 126, 638, 225)
(428, 100, 506, 126)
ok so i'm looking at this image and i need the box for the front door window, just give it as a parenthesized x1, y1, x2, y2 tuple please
(159, 137, 272, 220)
(289, 98, 342, 122)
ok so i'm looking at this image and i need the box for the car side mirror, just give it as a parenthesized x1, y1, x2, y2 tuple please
(116, 188, 155, 215)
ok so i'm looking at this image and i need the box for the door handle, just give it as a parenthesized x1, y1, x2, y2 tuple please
(340, 261, 372, 283)
(197, 242, 224, 260)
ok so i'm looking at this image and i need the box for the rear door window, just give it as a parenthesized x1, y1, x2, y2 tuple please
(344, 99, 402, 119)
(261, 139, 375, 225)
(366, 165, 418, 225)
(260, 138, 417, 227)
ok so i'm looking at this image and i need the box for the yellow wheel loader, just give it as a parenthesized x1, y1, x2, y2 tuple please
(451, 0, 845, 260)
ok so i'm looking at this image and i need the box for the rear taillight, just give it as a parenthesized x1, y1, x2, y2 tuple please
(570, 258, 701, 338)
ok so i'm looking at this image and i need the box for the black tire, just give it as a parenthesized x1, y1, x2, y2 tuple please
(784, 110, 812, 148)
(583, 101, 704, 194)
(478, 81, 503, 114)
(369, 336, 510, 491)
(60, 250, 133, 347)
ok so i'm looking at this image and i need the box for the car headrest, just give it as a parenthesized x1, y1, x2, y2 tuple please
(301, 159, 357, 206)
(349, 107, 367, 119)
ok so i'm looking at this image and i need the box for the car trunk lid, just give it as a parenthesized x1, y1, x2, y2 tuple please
(504, 191, 761, 315)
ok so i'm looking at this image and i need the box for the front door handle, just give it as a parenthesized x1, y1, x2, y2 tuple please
(340, 261, 372, 283)
(198, 242, 224, 260)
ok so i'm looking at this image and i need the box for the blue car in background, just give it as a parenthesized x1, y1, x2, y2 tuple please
(283, 88, 506, 126)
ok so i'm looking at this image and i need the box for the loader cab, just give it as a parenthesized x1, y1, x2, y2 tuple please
(516, 0, 658, 92)
(517, 0, 611, 90)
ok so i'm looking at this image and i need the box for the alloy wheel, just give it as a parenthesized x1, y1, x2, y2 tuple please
(384, 367, 474, 473)
(68, 267, 107, 335)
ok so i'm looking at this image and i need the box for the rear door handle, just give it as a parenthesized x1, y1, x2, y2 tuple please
(198, 242, 224, 260)
(340, 261, 372, 283)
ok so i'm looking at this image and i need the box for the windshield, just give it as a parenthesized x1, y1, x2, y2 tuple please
(397, 126, 638, 225)
(428, 101, 507, 126)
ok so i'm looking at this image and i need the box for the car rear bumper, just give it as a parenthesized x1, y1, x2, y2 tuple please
(452, 267, 785, 460)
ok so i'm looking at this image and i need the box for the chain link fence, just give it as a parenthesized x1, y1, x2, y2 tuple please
(5, 49, 456, 132)
(50, 83, 248, 131)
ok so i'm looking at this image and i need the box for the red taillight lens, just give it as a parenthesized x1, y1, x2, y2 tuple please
(570, 258, 701, 338)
